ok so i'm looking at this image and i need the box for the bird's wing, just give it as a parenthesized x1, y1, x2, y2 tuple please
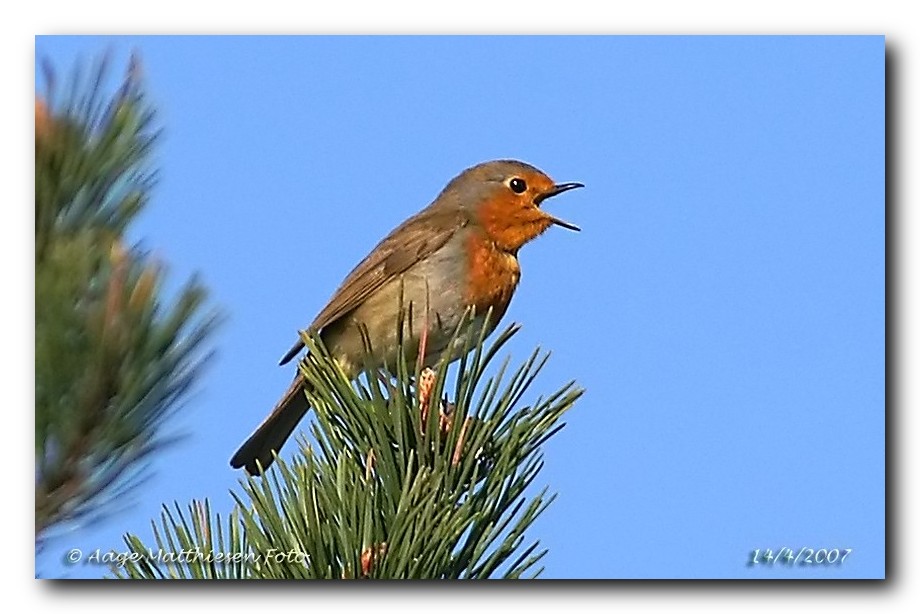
(278, 206, 469, 365)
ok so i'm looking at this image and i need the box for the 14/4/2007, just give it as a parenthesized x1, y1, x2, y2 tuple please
(749, 547, 852, 566)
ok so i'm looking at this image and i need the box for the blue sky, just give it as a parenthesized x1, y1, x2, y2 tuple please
(34, 35, 884, 579)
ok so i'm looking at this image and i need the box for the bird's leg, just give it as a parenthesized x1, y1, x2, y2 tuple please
(418, 367, 436, 433)
(415, 318, 460, 449)
(417, 314, 434, 432)
(418, 367, 462, 457)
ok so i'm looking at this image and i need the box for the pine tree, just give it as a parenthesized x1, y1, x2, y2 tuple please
(35, 56, 218, 546)
(112, 320, 582, 579)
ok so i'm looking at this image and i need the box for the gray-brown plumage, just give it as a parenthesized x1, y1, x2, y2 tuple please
(230, 160, 582, 474)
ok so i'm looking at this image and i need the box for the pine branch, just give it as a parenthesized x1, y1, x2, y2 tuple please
(35, 56, 219, 545)
(112, 323, 582, 579)
(36, 53, 155, 263)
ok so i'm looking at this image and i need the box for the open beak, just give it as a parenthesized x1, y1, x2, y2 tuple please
(535, 182, 584, 231)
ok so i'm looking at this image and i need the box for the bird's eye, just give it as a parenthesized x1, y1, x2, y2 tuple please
(508, 177, 527, 194)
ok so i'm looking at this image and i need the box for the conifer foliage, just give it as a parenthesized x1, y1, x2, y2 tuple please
(35, 56, 217, 544)
(114, 323, 582, 579)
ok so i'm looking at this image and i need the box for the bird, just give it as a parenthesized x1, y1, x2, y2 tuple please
(230, 159, 583, 475)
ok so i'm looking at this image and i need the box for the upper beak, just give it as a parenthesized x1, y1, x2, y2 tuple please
(535, 182, 584, 231)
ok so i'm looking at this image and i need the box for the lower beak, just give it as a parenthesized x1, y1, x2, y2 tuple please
(536, 182, 584, 232)
(547, 214, 581, 232)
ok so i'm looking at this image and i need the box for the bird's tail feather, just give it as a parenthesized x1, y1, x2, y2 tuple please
(230, 375, 310, 475)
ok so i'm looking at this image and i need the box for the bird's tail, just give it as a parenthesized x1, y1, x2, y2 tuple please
(230, 375, 310, 475)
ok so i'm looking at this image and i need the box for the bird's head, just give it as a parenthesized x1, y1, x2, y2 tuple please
(435, 159, 583, 252)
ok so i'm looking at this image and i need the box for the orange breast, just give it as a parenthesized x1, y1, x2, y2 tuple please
(474, 193, 555, 252)
(464, 231, 521, 323)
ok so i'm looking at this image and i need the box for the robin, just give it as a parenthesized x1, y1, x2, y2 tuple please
(230, 159, 583, 474)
